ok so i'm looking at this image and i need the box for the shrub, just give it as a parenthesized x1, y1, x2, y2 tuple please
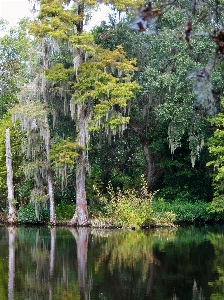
(152, 198, 213, 223)
(18, 203, 49, 223)
(55, 202, 75, 221)
(93, 175, 154, 228)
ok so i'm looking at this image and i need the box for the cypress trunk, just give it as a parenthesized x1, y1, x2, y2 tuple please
(6, 128, 16, 222)
(42, 39, 56, 224)
(70, 103, 89, 225)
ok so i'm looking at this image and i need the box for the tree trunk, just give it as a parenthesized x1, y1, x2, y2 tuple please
(42, 39, 56, 224)
(70, 5, 89, 226)
(130, 122, 164, 190)
(142, 139, 164, 190)
(6, 129, 16, 223)
(71, 103, 89, 225)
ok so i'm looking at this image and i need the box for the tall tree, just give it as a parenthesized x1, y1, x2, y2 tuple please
(28, 0, 140, 225)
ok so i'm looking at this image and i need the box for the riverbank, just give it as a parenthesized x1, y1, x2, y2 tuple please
(1, 197, 224, 229)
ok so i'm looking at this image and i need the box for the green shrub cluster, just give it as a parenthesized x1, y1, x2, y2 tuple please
(152, 198, 224, 223)
(18, 203, 50, 223)
(92, 175, 154, 228)
(55, 202, 75, 221)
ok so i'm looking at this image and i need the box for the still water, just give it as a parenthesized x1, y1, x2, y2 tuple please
(0, 225, 223, 300)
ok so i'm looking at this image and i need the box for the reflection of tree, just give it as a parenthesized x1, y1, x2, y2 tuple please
(23, 229, 50, 299)
(192, 279, 205, 300)
(208, 232, 224, 299)
(49, 228, 56, 300)
(152, 226, 215, 299)
(2, 225, 219, 299)
(93, 229, 176, 272)
(69, 228, 91, 300)
(16, 227, 81, 300)
(90, 229, 176, 299)
(8, 226, 16, 300)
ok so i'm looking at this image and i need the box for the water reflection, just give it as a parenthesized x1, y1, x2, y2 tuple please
(8, 227, 16, 300)
(1, 225, 224, 299)
(69, 228, 91, 300)
(49, 228, 56, 300)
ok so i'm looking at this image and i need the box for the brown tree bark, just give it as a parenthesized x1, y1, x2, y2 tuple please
(129, 121, 164, 190)
(70, 6, 89, 225)
(70, 103, 89, 225)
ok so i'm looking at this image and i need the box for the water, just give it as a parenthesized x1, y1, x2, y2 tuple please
(0, 225, 223, 299)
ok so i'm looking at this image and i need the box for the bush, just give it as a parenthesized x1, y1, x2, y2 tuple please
(18, 203, 49, 223)
(55, 202, 75, 221)
(152, 198, 214, 223)
(93, 175, 154, 228)
(150, 198, 176, 226)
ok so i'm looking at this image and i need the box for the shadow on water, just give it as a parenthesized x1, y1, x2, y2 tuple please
(0, 225, 224, 299)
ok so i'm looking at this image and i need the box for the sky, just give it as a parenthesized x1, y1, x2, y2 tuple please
(0, 0, 111, 31)
(0, 0, 34, 27)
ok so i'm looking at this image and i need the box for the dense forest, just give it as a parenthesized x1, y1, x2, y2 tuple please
(0, 0, 223, 227)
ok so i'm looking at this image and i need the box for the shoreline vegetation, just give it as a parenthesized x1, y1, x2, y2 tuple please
(1, 197, 223, 229)
(1, 176, 224, 229)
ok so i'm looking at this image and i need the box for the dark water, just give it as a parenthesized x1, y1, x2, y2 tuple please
(0, 225, 223, 300)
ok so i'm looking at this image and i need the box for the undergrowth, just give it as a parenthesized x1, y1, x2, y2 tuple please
(92, 175, 174, 228)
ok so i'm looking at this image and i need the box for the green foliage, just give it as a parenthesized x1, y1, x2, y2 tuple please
(207, 97, 224, 212)
(155, 136, 214, 203)
(50, 138, 81, 169)
(0, 114, 26, 206)
(18, 203, 50, 223)
(0, 18, 34, 117)
(71, 45, 140, 133)
(88, 130, 147, 192)
(206, 194, 224, 222)
(171, 200, 209, 223)
(29, 0, 77, 39)
(93, 7, 223, 169)
(55, 202, 76, 220)
(92, 175, 154, 227)
(45, 64, 74, 83)
(152, 197, 224, 223)
(207, 196, 224, 213)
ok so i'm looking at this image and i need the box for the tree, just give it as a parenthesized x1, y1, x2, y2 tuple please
(28, 0, 140, 225)
(93, 0, 224, 190)
(0, 114, 28, 216)
(0, 18, 34, 117)
(0, 19, 40, 218)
